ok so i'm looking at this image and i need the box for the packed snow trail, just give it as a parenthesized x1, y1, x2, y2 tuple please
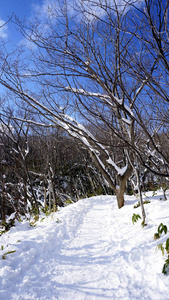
(0, 194, 169, 299)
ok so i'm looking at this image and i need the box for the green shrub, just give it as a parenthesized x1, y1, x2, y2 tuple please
(154, 224, 169, 274)
(65, 198, 73, 206)
(134, 200, 151, 209)
(132, 213, 141, 224)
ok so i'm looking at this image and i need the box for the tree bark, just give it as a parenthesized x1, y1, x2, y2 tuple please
(135, 169, 146, 223)
(116, 180, 126, 208)
(116, 164, 133, 208)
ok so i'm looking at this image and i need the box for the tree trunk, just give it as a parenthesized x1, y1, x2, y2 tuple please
(116, 177, 127, 208)
(1, 181, 6, 222)
(51, 181, 57, 212)
(44, 187, 47, 209)
(135, 169, 146, 223)
(49, 181, 52, 211)
(44, 176, 48, 209)
(115, 162, 133, 208)
(163, 188, 167, 201)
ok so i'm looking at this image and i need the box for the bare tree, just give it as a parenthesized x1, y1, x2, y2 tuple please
(125, 0, 169, 172)
(0, 107, 42, 218)
(0, 0, 168, 209)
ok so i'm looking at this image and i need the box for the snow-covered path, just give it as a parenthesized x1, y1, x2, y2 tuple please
(0, 194, 169, 299)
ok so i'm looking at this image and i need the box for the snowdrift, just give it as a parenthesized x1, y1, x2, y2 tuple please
(0, 190, 169, 299)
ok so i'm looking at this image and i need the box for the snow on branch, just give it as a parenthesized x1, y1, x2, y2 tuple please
(65, 87, 135, 119)
(13, 117, 56, 128)
(65, 86, 113, 101)
(106, 156, 128, 176)
(122, 118, 132, 125)
(59, 113, 128, 177)
(0, 80, 130, 180)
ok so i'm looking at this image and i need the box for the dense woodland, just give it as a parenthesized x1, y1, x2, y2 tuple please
(0, 0, 169, 223)
(0, 121, 113, 220)
(0, 116, 168, 222)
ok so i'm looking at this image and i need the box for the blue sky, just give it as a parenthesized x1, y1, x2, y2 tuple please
(0, 0, 43, 47)
(0, 0, 143, 48)
(0, 0, 135, 47)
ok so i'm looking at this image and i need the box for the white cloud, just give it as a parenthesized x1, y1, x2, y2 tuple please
(31, 0, 59, 21)
(31, 0, 142, 23)
(0, 19, 8, 39)
(74, 0, 141, 20)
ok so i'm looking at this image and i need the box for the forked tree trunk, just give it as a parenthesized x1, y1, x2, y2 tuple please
(115, 164, 133, 208)
(89, 149, 133, 209)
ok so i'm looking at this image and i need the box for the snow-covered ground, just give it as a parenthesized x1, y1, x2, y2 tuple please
(0, 190, 169, 299)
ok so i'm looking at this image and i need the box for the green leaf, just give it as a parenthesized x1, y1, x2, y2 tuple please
(165, 258, 169, 264)
(158, 223, 164, 235)
(2, 250, 16, 260)
(156, 244, 165, 256)
(163, 259, 169, 274)
(141, 220, 147, 228)
(158, 223, 168, 236)
(163, 225, 168, 235)
(154, 233, 160, 240)
(132, 213, 141, 224)
(162, 263, 167, 274)
(165, 239, 169, 252)
(162, 258, 169, 275)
